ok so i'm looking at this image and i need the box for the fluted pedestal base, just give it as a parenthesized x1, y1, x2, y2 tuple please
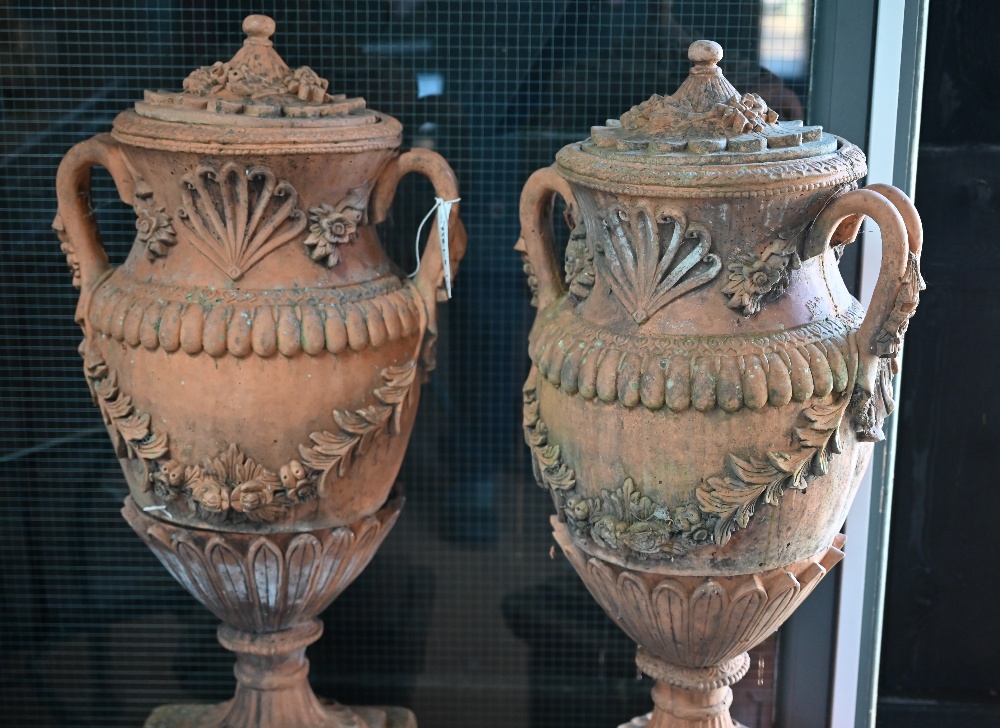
(141, 619, 415, 728)
(553, 518, 846, 728)
(123, 497, 408, 728)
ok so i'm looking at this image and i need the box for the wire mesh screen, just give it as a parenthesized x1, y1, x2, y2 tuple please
(0, 2, 813, 726)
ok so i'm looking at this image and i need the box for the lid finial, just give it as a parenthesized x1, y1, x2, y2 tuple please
(137, 14, 376, 120)
(688, 39, 723, 68)
(242, 15, 276, 45)
(586, 39, 828, 155)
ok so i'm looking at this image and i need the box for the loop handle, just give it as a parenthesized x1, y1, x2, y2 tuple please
(804, 184, 924, 440)
(371, 148, 466, 310)
(54, 133, 135, 323)
(514, 165, 576, 310)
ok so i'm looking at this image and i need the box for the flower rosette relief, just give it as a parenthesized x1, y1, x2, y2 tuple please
(189, 472, 231, 515)
(564, 221, 595, 299)
(151, 460, 186, 502)
(279, 459, 318, 503)
(286, 66, 331, 103)
(722, 237, 800, 315)
(182, 61, 230, 94)
(186, 444, 283, 523)
(134, 194, 177, 261)
(304, 185, 369, 267)
(565, 478, 715, 557)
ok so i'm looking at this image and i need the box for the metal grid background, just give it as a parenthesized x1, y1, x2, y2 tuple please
(0, 2, 813, 726)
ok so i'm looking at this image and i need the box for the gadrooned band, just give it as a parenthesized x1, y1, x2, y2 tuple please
(636, 648, 751, 691)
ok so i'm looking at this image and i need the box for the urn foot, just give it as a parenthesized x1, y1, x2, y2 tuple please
(144, 702, 417, 728)
(627, 650, 750, 728)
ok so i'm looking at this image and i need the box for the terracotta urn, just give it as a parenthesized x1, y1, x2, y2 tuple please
(54, 16, 465, 728)
(517, 40, 922, 727)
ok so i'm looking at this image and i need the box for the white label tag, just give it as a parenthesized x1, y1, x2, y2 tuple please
(410, 196, 460, 299)
(436, 197, 454, 298)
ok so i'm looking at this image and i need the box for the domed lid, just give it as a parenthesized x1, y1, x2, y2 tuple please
(556, 40, 866, 196)
(111, 15, 401, 154)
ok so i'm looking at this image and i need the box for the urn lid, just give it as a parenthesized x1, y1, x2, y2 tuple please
(556, 40, 866, 195)
(111, 15, 402, 154)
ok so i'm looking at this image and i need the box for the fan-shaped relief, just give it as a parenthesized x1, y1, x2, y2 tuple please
(177, 161, 308, 280)
(597, 204, 722, 324)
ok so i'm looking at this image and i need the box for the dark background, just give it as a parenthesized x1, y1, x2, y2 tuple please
(2, 1, 997, 726)
(877, 0, 1000, 725)
(0, 2, 803, 726)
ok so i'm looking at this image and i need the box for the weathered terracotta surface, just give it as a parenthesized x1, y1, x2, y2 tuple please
(518, 40, 923, 725)
(557, 521, 845, 728)
(55, 15, 465, 534)
(125, 497, 411, 728)
(56, 15, 465, 727)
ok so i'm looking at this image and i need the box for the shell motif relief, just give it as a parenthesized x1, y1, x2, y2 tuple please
(177, 162, 307, 280)
(597, 204, 722, 324)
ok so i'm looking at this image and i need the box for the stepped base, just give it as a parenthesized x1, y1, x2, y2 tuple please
(145, 703, 417, 728)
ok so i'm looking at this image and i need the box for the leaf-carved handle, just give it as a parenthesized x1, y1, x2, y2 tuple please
(54, 133, 135, 324)
(514, 165, 577, 310)
(370, 148, 467, 310)
(803, 184, 924, 440)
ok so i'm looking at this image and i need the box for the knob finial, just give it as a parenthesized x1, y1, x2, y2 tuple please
(243, 15, 276, 45)
(688, 40, 723, 67)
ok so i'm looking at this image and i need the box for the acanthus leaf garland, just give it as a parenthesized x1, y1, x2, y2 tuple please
(83, 342, 417, 524)
(300, 361, 417, 483)
(522, 375, 577, 516)
(696, 394, 849, 547)
(85, 346, 169, 463)
(524, 358, 857, 557)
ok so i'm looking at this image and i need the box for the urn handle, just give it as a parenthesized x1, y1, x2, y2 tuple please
(54, 133, 136, 324)
(515, 165, 577, 310)
(370, 148, 467, 311)
(804, 184, 924, 439)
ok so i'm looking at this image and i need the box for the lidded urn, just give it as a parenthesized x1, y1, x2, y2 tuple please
(55, 15, 464, 728)
(56, 14, 464, 534)
(517, 40, 922, 727)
